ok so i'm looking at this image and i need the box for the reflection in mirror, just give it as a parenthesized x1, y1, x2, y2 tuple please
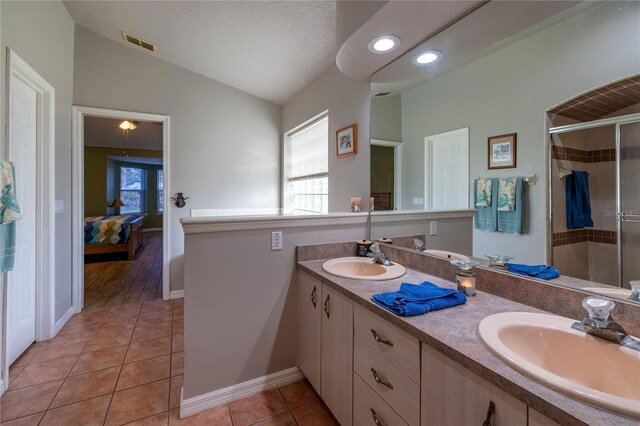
(368, 1, 640, 304)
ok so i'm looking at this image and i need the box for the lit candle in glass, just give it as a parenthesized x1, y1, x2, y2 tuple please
(455, 271, 476, 297)
(351, 197, 362, 213)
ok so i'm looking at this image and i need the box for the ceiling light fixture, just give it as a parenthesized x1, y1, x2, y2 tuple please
(119, 120, 137, 130)
(412, 50, 443, 65)
(368, 35, 401, 54)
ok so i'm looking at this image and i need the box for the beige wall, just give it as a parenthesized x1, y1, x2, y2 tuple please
(182, 212, 472, 400)
(73, 27, 282, 291)
(1, 1, 75, 323)
(371, 95, 402, 142)
(400, 2, 640, 264)
(282, 64, 371, 212)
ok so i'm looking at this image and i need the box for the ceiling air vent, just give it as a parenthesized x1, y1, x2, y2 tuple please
(122, 32, 157, 53)
(374, 92, 391, 97)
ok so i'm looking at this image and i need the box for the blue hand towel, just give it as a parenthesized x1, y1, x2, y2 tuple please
(474, 178, 499, 231)
(505, 263, 560, 280)
(498, 177, 524, 234)
(372, 282, 467, 317)
(566, 171, 593, 229)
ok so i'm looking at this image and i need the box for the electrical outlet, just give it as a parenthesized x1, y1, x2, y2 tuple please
(271, 231, 283, 250)
(430, 221, 437, 236)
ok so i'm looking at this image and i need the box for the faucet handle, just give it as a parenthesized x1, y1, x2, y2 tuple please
(582, 296, 615, 321)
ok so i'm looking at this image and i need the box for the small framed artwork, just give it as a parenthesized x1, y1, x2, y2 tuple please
(336, 123, 357, 157)
(488, 133, 517, 169)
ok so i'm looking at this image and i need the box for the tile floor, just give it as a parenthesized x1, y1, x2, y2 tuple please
(1, 299, 337, 425)
(84, 231, 164, 309)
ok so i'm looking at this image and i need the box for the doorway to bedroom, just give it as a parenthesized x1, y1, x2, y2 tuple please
(74, 107, 170, 311)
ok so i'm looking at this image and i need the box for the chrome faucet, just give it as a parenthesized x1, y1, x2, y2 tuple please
(571, 296, 640, 352)
(368, 243, 393, 266)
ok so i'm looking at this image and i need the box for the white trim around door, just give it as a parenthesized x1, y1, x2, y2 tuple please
(370, 139, 403, 211)
(71, 106, 171, 314)
(2, 49, 56, 392)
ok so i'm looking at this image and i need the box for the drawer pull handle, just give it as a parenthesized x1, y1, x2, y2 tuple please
(310, 286, 317, 308)
(370, 408, 385, 426)
(482, 401, 496, 426)
(324, 294, 330, 319)
(370, 329, 393, 346)
(370, 368, 393, 389)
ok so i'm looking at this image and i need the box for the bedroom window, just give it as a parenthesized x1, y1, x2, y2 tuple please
(284, 113, 329, 214)
(120, 167, 145, 214)
(157, 169, 164, 212)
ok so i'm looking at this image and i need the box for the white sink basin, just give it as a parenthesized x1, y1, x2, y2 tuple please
(584, 287, 632, 299)
(423, 249, 470, 262)
(322, 257, 406, 281)
(478, 312, 640, 418)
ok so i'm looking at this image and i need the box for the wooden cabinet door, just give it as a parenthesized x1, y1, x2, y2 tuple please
(421, 345, 527, 426)
(297, 272, 322, 393)
(321, 284, 354, 426)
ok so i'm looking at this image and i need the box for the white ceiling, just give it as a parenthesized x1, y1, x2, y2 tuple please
(84, 116, 163, 150)
(63, 1, 337, 105)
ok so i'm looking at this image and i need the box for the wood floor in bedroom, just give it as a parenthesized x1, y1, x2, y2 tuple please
(84, 230, 164, 309)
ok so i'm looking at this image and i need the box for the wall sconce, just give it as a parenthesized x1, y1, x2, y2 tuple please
(171, 193, 188, 208)
(110, 198, 125, 215)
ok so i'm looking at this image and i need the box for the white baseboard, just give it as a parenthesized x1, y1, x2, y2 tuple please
(53, 306, 74, 337)
(180, 366, 304, 418)
(169, 290, 184, 299)
(143, 228, 162, 233)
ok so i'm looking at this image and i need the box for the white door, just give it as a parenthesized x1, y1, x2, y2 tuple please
(7, 75, 38, 366)
(425, 127, 469, 211)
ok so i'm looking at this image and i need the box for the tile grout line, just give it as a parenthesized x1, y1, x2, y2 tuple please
(102, 302, 145, 425)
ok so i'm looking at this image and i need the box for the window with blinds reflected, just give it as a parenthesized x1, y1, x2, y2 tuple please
(286, 114, 328, 214)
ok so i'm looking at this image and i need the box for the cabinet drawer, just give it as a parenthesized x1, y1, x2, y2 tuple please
(354, 373, 408, 426)
(354, 304, 420, 381)
(354, 338, 420, 425)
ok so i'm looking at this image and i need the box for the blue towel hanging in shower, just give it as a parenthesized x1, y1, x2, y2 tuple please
(566, 171, 593, 229)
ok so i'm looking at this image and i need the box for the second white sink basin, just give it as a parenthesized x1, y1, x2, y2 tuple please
(322, 257, 406, 281)
(423, 249, 470, 262)
(478, 312, 640, 418)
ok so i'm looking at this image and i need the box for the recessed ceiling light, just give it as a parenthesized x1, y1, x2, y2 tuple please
(368, 35, 401, 54)
(412, 50, 443, 65)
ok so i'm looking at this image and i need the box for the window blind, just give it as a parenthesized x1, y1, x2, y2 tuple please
(290, 116, 328, 180)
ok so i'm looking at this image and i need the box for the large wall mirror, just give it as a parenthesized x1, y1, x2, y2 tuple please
(369, 1, 640, 303)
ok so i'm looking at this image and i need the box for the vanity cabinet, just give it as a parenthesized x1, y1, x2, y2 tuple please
(297, 271, 353, 426)
(528, 408, 561, 426)
(421, 344, 527, 425)
(297, 271, 322, 392)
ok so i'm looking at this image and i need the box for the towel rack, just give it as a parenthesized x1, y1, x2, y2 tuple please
(473, 174, 537, 186)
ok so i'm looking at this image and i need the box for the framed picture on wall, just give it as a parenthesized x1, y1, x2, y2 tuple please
(336, 123, 358, 157)
(488, 133, 517, 169)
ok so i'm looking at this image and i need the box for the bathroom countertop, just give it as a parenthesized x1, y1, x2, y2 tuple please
(297, 259, 638, 426)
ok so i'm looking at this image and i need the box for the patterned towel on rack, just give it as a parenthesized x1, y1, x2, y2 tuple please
(497, 178, 517, 212)
(475, 179, 492, 207)
(0, 161, 22, 224)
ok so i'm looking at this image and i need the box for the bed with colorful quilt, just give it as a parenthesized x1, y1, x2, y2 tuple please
(84, 215, 144, 259)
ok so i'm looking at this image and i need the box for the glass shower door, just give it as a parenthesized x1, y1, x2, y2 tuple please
(619, 121, 640, 288)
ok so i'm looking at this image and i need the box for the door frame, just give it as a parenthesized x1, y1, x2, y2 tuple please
(370, 139, 402, 210)
(1, 49, 56, 392)
(71, 106, 171, 313)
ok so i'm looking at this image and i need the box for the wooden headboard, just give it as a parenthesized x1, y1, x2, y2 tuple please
(371, 192, 391, 210)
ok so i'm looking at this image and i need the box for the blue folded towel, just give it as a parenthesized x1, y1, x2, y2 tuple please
(372, 282, 467, 317)
(505, 263, 560, 280)
(565, 171, 593, 229)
